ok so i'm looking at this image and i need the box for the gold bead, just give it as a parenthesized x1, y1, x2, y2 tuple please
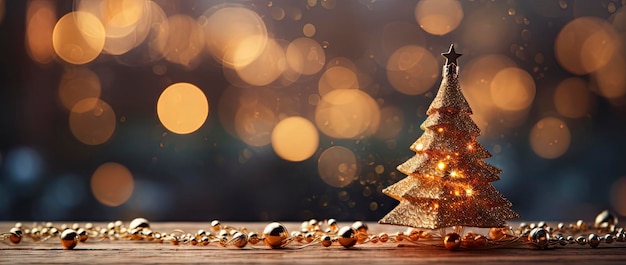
(60, 229, 78, 250)
(142, 229, 154, 241)
(395, 231, 404, 241)
(461, 232, 475, 248)
(291, 231, 303, 242)
(474, 235, 488, 247)
(528, 228, 549, 249)
(170, 235, 179, 245)
(129, 218, 150, 231)
(351, 221, 368, 233)
(49, 227, 59, 236)
(369, 235, 379, 243)
(248, 232, 260, 245)
(9, 228, 22, 244)
(230, 232, 248, 248)
(595, 210, 619, 230)
(327, 219, 338, 232)
(406, 228, 421, 241)
(576, 220, 587, 231)
(77, 228, 88, 242)
(201, 236, 210, 246)
(211, 220, 221, 232)
(444, 233, 461, 250)
(378, 232, 389, 243)
(262, 222, 289, 249)
(196, 229, 207, 239)
(304, 232, 315, 243)
(321, 235, 332, 247)
(337, 226, 357, 248)
(488, 227, 506, 241)
(189, 237, 198, 246)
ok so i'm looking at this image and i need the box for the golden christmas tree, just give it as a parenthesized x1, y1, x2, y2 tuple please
(379, 44, 519, 229)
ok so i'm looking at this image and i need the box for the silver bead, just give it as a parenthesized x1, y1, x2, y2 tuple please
(604, 234, 614, 244)
(594, 210, 619, 229)
(566, 235, 575, 244)
(616, 232, 625, 242)
(576, 236, 587, 245)
(528, 228, 549, 249)
(588, 234, 600, 248)
(558, 236, 567, 246)
(557, 223, 565, 230)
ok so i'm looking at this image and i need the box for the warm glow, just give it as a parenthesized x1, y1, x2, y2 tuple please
(235, 103, 276, 147)
(235, 38, 286, 86)
(530, 117, 571, 159)
(437, 128, 444, 133)
(271, 116, 319, 162)
(303, 23, 316, 37)
(449, 171, 458, 177)
(461, 7, 509, 52)
(25, 0, 56, 64)
(437, 162, 446, 170)
(490, 67, 536, 111)
(467, 144, 474, 150)
(375, 106, 404, 140)
(387, 45, 438, 95)
(415, 143, 424, 151)
(466, 189, 473, 196)
(454, 190, 461, 196)
(315, 89, 380, 139)
(76, 0, 151, 55)
(52, 11, 106, 64)
(157, 83, 209, 134)
(318, 146, 357, 188)
(555, 17, 619, 75)
(415, 0, 463, 36)
(554, 77, 592, 118)
(592, 56, 626, 99)
(201, 6, 268, 69)
(318, 66, 358, 96)
(91, 162, 134, 207)
(58, 67, 101, 111)
(69, 98, 116, 145)
(163, 15, 204, 68)
(286, 37, 326, 75)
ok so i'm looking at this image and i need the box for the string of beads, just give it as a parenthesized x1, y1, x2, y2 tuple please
(1, 210, 623, 251)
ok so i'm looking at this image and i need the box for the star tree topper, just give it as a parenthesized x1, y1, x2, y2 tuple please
(379, 44, 519, 229)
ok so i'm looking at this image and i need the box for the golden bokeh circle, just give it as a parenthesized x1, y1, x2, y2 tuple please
(318, 146, 357, 188)
(554, 77, 592, 118)
(58, 67, 101, 111)
(69, 98, 116, 145)
(315, 89, 380, 139)
(271, 116, 319, 162)
(286, 37, 326, 75)
(90, 162, 134, 207)
(415, 0, 464, 36)
(157, 83, 209, 135)
(318, 66, 358, 96)
(386, 45, 438, 95)
(52, 11, 105, 65)
(490, 67, 535, 111)
(529, 117, 571, 159)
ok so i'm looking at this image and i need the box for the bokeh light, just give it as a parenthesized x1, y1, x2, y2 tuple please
(58, 67, 101, 111)
(375, 106, 404, 140)
(303, 23, 316, 37)
(25, 0, 56, 64)
(592, 55, 626, 99)
(318, 146, 357, 188)
(90, 162, 134, 207)
(555, 17, 619, 75)
(490, 67, 536, 111)
(115, 1, 169, 66)
(163, 14, 204, 68)
(286, 37, 326, 75)
(271, 116, 319, 162)
(461, 6, 509, 52)
(69, 98, 116, 145)
(234, 38, 286, 86)
(318, 66, 358, 96)
(75, 0, 151, 56)
(529, 117, 571, 159)
(52, 11, 105, 64)
(201, 6, 268, 69)
(414, 0, 463, 36)
(4, 147, 43, 184)
(235, 102, 276, 147)
(315, 89, 380, 139)
(610, 176, 626, 216)
(554, 77, 593, 118)
(386, 45, 438, 95)
(157, 82, 209, 135)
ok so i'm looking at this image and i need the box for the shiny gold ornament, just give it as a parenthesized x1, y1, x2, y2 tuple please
(337, 226, 357, 248)
(528, 228, 549, 249)
(248, 232, 260, 245)
(327, 219, 338, 232)
(77, 228, 88, 242)
(488, 227, 507, 241)
(60, 229, 78, 250)
(378, 232, 389, 243)
(595, 210, 618, 229)
(407, 228, 421, 241)
(9, 227, 22, 244)
(320, 235, 332, 247)
(379, 44, 519, 229)
(588, 234, 600, 248)
(129, 218, 150, 231)
(262, 222, 289, 249)
(443, 232, 461, 250)
(211, 220, 221, 232)
(230, 232, 248, 248)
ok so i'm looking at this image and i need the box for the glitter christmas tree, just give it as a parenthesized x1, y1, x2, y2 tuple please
(379, 44, 519, 229)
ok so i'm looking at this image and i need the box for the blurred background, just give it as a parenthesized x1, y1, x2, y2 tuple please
(1, 0, 625, 223)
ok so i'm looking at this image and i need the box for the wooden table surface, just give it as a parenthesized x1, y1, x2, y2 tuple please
(1, 221, 625, 264)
